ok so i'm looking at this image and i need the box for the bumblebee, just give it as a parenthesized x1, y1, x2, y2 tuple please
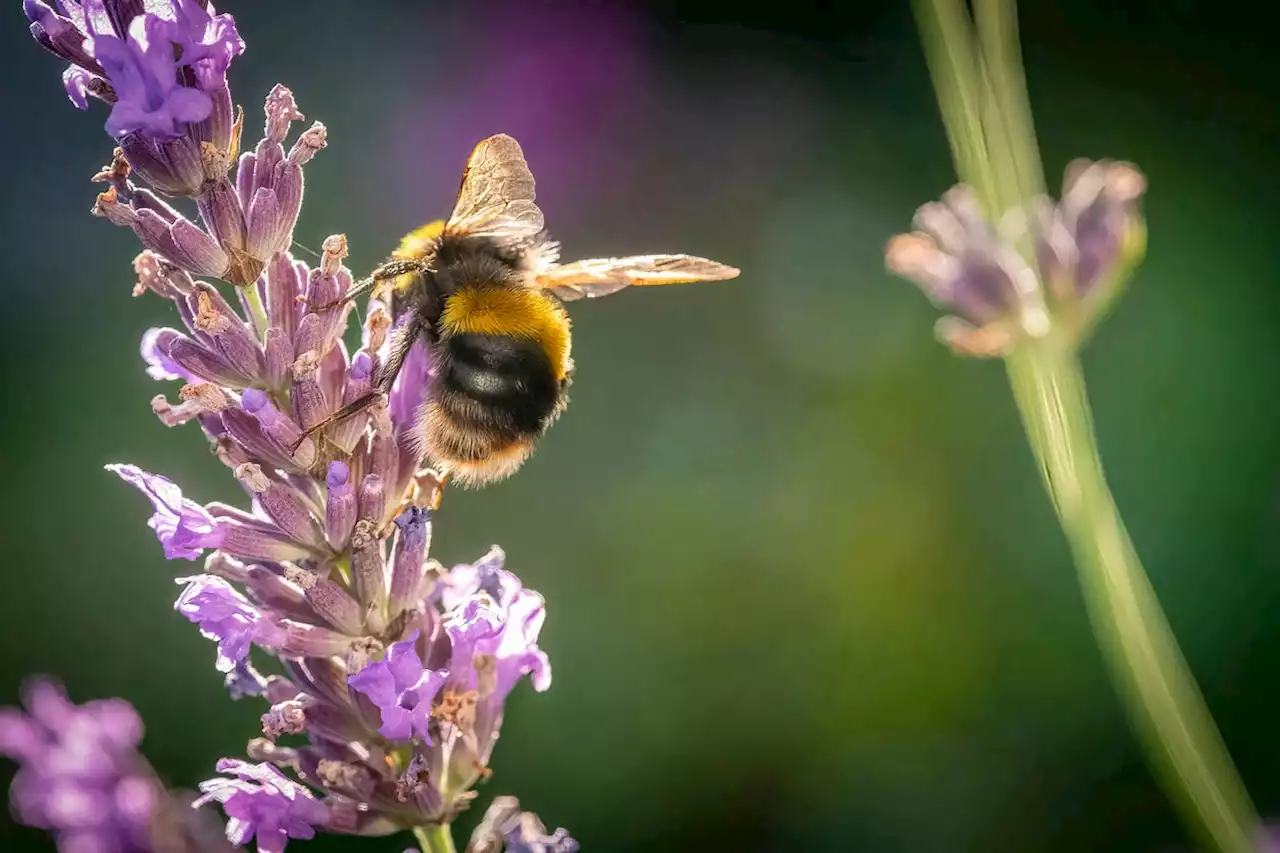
(295, 134, 739, 489)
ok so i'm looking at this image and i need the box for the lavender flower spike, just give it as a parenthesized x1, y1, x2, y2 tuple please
(28, 3, 572, 849)
(0, 677, 235, 853)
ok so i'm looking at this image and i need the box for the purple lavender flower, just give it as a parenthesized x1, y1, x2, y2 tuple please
(348, 631, 447, 742)
(194, 760, 328, 853)
(885, 184, 1049, 357)
(26, 3, 576, 849)
(886, 162, 1148, 356)
(26, 0, 244, 195)
(0, 678, 235, 853)
(94, 14, 213, 140)
(107, 464, 224, 559)
(175, 575, 287, 671)
(1033, 158, 1148, 341)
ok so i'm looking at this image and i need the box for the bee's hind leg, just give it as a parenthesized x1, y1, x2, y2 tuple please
(288, 392, 386, 455)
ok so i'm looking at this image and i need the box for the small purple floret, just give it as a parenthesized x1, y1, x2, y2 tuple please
(347, 631, 447, 742)
(95, 15, 213, 140)
(107, 464, 224, 559)
(195, 759, 328, 853)
(175, 575, 281, 672)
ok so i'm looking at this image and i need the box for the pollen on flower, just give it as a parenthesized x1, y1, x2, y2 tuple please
(261, 698, 309, 739)
(194, 290, 232, 334)
(283, 564, 319, 591)
(317, 759, 364, 790)
(347, 636, 385, 674)
(350, 518, 376, 551)
(365, 304, 392, 351)
(395, 755, 430, 802)
(292, 350, 320, 380)
(180, 382, 231, 412)
(91, 148, 130, 184)
(91, 185, 132, 225)
(234, 462, 272, 493)
(132, 252, 162, 297)
(321, 234, 348, 275)
(433, 689, 478, 727)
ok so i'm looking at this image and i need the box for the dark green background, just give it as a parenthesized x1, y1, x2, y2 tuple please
(2, 1, 1278, 851)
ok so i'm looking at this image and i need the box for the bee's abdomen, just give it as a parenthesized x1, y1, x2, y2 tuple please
(439, 332, 561, 435)
(422, 332, 566, 485)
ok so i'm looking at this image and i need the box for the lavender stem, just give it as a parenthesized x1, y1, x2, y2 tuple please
(1007, 343, 1258, 853)
(242, 280, 269, 338)
(414, 823, 458, 853)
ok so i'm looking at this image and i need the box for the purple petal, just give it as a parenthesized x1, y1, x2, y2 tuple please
(386, 631, 424, 690)
(347, 660, 395, 707)
(107, 464, 223, 559)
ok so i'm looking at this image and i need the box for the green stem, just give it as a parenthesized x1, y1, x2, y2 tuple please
(242, 282, 270, 339)
(413, 823, 458, 853)
(1007, 342, 1258, 853)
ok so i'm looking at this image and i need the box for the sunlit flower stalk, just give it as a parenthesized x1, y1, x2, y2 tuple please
(892, 2, 1261, 852)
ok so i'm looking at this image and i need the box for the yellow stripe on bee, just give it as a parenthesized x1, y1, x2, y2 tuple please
(387, 220, 447, 297)
(394, 220, 447, 260)
(440, 286, 572, 381)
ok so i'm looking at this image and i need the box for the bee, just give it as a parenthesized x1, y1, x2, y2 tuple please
(294, 134, 739, 490)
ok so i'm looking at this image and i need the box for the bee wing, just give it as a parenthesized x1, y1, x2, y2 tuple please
(532, 254, 741, 301)
(445, 134, 545, 245)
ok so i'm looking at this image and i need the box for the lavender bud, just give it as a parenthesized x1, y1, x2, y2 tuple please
(242, 389, 315, 467)
(284, 565, 364, 636)
(193, 285, 264, 379)
(357, 474, 385, 526)
(277, 620, 358, 659)
(291, 371, 328, 431)
(263, 327, 294, 391)
(168, 337, 252, 387)
(325, 462, 357, 550)
(388, 507, 432, 618)
(196, 176, 247, 255)
(221, 408, 297, 472)
(350, 521, 387, 631)
(169, 217, 233, 279)
(329, 351, 373, 452)
(244, 187, 285, 259)
(119, 133, 205, 197)
(264, 252, 304, 337)
(236, 464, 326, 550)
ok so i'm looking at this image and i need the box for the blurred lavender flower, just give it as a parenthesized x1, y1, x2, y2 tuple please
(0, 678, 235, 853)
(21, 2, 576, 848)
(885, 160, 1147, 356)
(466, 796, 579, 853)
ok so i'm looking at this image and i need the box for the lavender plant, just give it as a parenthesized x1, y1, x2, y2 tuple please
(14, 2, 577, 852)
(890, 1, 1260, 852)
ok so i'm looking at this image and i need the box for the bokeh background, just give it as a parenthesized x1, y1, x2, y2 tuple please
(2, 0, 1278, 851)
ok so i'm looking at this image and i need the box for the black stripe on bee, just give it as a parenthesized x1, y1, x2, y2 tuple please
(436, 332, 564, 439)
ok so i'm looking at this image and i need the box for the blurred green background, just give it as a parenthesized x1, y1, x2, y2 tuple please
(2, 1, 1278, 851)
